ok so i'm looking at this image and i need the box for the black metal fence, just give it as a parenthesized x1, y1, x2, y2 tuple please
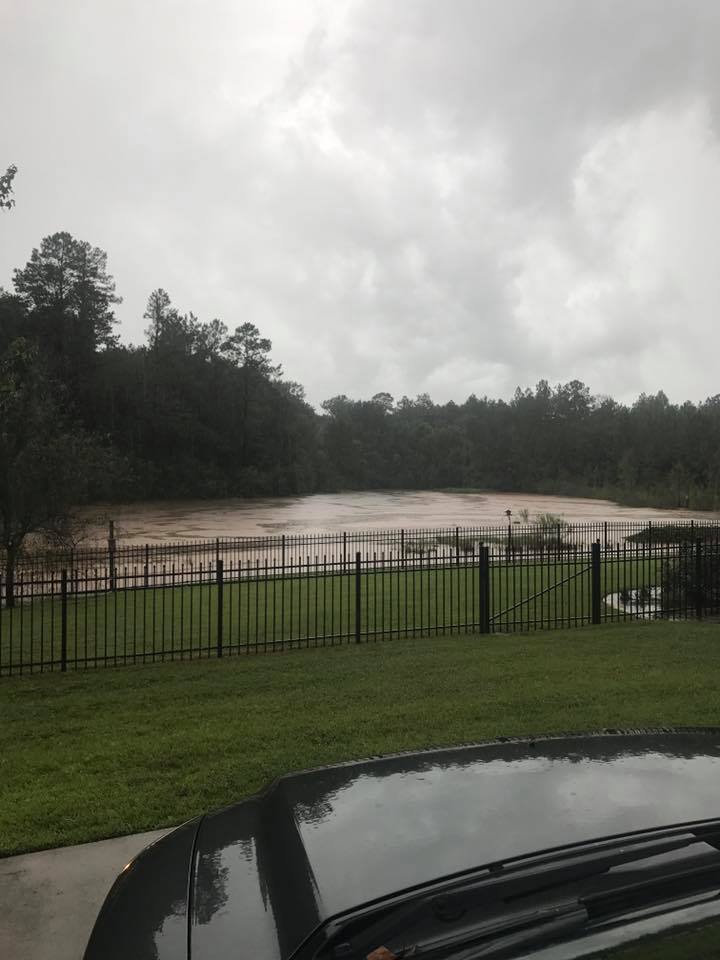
(9, 518, 720, 582)
(2, 528, 719, 676)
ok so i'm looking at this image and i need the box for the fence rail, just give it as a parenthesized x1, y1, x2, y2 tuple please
(2, 526, 719, 677)
(8, 518, 720, 581)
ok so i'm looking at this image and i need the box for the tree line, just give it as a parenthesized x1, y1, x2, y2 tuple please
(320, 383, 720, 511)
(2, 225, 720, 594)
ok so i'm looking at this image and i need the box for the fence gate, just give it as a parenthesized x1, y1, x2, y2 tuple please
(488, 545, 598, 633)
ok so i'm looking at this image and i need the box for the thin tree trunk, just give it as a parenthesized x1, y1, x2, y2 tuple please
(240, 371, 250, 463)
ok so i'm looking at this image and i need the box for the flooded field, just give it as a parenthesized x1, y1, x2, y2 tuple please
(7, 489, 716, 605)
(84, 490, 720, 545)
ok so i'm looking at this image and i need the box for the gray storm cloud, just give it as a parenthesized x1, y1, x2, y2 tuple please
(2, 0, 720, 406)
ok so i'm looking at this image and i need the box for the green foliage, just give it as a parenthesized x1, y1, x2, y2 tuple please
(636, 585, 655, 606)
(11, 233, 120, 407)
(3, 237, 319, 502)
(661, 546, 720, 613)
(0, 339, 117, 604)
(626, 525, 719, 544)
(602, 920, 720, 960)
(435, 534, 475, 553)
(402, 539, 437, 556)
(0, 164, 17, 210)
(534, 512, 567, 528)
(13, 232, 119, 350)
(6, 230, 720, 510)
(318, 385, 720, 509)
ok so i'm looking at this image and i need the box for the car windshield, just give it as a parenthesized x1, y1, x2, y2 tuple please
(295, 820, 720, 960)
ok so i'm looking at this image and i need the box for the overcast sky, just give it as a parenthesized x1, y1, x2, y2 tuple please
(3, 0, 720, 407)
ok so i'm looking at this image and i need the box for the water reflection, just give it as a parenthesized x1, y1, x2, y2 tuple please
(187, 732, 720, 959)
(290, 731, 720, 823)
(287, 732, 720, 914)
(190, 792, 322, 960)
(85, 825, 193, 960)
(193, 848, 230, 925)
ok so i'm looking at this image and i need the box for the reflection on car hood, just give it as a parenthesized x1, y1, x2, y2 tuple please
(189, 728, 720, 960)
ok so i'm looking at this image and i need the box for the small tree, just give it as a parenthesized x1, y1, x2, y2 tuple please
(535, 511, 567, 528)
(661, 544, 720, 616)
(531, 512, 568, 549)
(0, 340, 106, 606)
(221, 322, 281, 461)
(221, 322, 281, 376)
(143, 288, 174, 351)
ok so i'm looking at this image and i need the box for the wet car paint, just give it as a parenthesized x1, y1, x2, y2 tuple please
(83, 729, 720, 960)
(83, 816, 199, 959)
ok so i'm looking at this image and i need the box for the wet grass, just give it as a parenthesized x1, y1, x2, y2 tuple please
(2, 619, 720, 856)
(1, 558, 665, 673)
(599, 919, 720, 959)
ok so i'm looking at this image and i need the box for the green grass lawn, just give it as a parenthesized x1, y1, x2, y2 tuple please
(1, 556, 666, 673)
(598, 920, 720, 960)
(2, 619, 720, 857)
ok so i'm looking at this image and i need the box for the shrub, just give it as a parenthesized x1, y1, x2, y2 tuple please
(403, 539, 437, 557)
(661, 545, 720, 613)
(627, 524, 720, 545)
(435, 535, 476, 554)
(534, 512, 568, 529)
(636, 585, 654, 607)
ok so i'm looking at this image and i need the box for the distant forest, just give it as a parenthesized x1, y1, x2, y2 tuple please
(3, 231, 720, 511)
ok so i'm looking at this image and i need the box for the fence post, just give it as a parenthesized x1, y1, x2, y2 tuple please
(61, 569, 68, 672)
(478, 546, 490, 633)
(281, 534, 286, 577)
(400, 528, 405, 565)
(343, 531, 347, 571)
(695, 538, 703, 620)
(591, 540, 601, 625)
(355, 552, 362, 644)
(144, 543, 150, 588)
(217, 558, 224, 657)
(108, 519, 116, 592)
(455, 526, 460, 566)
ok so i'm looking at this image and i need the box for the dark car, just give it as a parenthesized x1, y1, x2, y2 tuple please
(84, 728, 720, 959)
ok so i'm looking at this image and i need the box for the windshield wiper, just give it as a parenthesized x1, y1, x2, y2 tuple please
(410, 859, 720, 960)
(297, 818, 720, 960)
(393, 902, 590, 960)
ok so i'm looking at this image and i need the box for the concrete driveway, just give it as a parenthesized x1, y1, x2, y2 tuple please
(0, 828, 172, 960)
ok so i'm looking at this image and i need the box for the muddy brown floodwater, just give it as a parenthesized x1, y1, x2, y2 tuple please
(82, 490, 720, 545)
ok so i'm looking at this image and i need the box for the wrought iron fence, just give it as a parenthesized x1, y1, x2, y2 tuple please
(2, 530, 719, 676)
(8, 518, 720, 583)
